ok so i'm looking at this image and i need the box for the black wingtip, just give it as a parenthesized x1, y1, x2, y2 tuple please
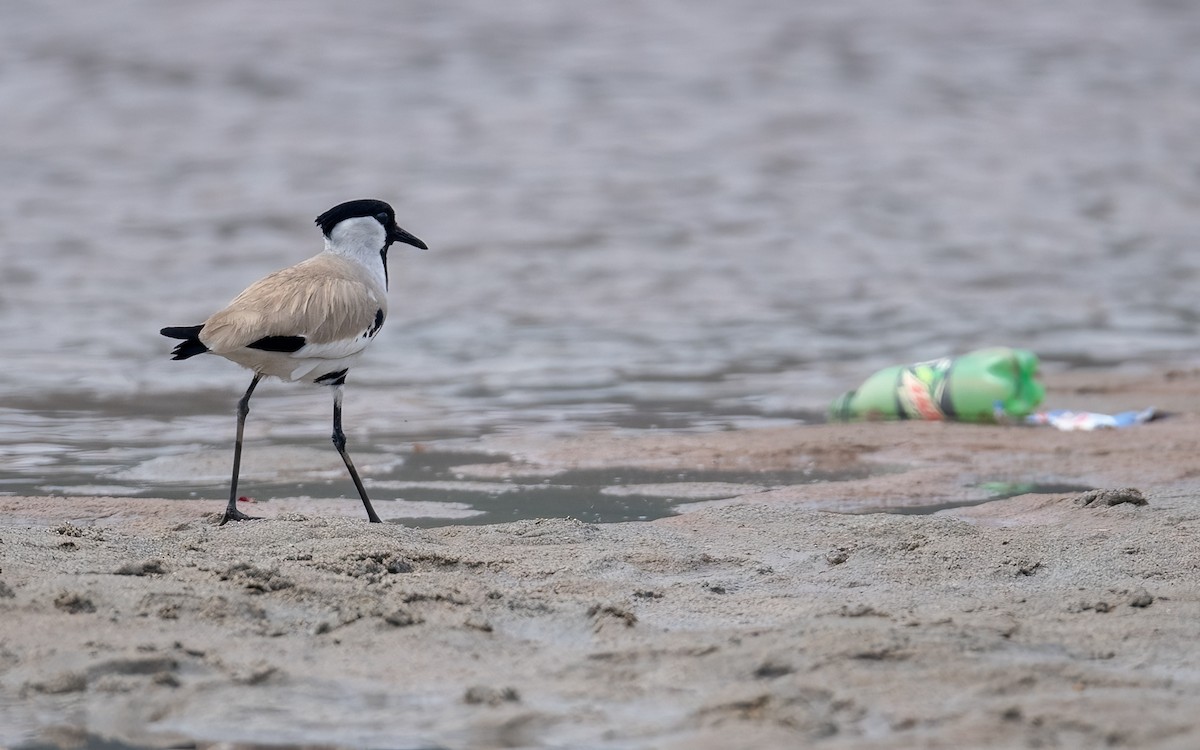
(170, 341, 209, 360)
(161, 325, 209, 360)
(161, 325, 203, 340)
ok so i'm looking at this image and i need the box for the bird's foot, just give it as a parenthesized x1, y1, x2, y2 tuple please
(219, 507, 262, 525)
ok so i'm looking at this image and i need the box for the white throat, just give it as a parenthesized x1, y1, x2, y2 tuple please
(324, 216, 388, 287)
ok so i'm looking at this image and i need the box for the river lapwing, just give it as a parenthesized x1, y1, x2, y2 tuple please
(161, 199, 427, 525)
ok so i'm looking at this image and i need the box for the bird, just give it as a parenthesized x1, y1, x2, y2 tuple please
(160, 199, 427, 525)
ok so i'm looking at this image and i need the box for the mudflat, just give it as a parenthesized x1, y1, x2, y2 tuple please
(2, 369, 1199, 749)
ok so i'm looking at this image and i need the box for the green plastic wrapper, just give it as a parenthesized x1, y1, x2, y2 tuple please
(829, 347, 1044, 423)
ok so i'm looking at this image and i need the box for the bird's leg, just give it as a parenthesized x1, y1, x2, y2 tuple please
(331, 384, 382, 523)
(220, 373, 263, 525)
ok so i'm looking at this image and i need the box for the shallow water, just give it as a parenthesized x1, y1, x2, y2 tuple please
(2, 1, 1200, 513)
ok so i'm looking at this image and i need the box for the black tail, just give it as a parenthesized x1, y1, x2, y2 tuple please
(160, 325, 209, 360)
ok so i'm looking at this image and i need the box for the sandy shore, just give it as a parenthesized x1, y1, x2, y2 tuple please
(2, 370, 1200, 749)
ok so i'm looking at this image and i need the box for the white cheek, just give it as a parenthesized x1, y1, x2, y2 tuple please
(330, 216, 386, 247)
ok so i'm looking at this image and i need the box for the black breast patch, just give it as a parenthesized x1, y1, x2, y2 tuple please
(367, 309, 385, 337)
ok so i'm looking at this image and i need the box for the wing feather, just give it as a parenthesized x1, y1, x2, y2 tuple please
(199, 255, 386, 354)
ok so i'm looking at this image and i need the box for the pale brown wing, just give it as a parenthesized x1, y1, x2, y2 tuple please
(199, 256, 386, 354)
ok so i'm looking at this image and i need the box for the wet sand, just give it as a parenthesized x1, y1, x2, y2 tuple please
(2, 370, 1199, 749)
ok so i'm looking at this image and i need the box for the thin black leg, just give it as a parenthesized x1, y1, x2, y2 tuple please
(331, 385, 382, 523)
(220, 373, 263, 525)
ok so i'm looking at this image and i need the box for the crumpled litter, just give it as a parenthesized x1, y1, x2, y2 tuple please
(1024, 407, 1159, 431)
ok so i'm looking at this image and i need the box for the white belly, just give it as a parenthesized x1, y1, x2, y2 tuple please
(219, 344, 369, 383)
